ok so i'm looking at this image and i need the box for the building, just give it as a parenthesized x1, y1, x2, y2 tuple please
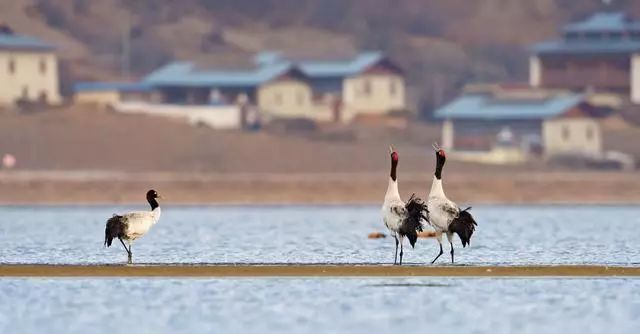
(75, 51, 406, 124)
(0, 24, 61, 106)
(434, 85, 602, 164)
(74, 82, 152, 108)
(255, 52, 405, 121)
(530, 11, 640, 104)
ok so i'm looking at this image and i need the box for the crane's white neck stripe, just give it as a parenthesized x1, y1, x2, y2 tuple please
(429, 176, 445, 198)
(385, 177, 401, 200)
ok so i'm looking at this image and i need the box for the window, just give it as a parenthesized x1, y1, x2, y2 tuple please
(296, 91, 304, 106)
(562, 126, 570, 141)
(362, 79, 372, 96)
(8, 58, 15, 74)
(38, 91, 48, 103)
(586, 126, 594, 141)
(389, 80, 397, 96)
(39, 58, 47, 74)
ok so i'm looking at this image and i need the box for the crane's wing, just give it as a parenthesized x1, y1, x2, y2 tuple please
(120, 211, 151, 222)
(440, 201, 460, 218)
(390, 203, 407, 217)
(448, 207, 477, 247)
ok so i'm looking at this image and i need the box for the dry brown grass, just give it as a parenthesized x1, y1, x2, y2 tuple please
(1, 107, 640, 204)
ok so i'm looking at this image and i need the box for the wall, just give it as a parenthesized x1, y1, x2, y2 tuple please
(450, 148, 528, 165)
(257, 79, 313, 118)
(74, 90, 120, 107)
(529, 56, 541, 87)
(451, 119, 543, 151)
(0, 51, 61, 105)
(342, 74, 405, 119)
(114, 101, 242, 129)
(543, 118, 602, 157)
(632, 54, 640, 104)
(539, 54, 630, 91)
(441, 120, 454, 150)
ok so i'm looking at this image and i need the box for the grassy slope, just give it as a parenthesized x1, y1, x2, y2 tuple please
(4, 0, 640, 103)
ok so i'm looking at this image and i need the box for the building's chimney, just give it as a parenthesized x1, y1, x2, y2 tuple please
(0, 22, 14, 35)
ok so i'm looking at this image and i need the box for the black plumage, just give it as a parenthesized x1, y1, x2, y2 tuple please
(104, 215, 124, 247)
(448, 207, 477, 248)
(400, 194, 429, 248)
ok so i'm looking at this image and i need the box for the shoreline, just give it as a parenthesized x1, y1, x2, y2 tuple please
(2, 170, 640, 205)
(1, 264, 639, 277)
(1, 201, 640, 206)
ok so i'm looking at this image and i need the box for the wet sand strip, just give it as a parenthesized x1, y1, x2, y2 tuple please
(1, 264, 639, 277)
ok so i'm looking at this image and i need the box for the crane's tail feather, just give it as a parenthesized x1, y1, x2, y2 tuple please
(401, 194, 429, 248)
(104, 215, 123, 247)
(448, 207, 477, 247)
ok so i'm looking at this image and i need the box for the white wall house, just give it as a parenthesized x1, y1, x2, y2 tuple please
(73, 52, 406, 128)
(434, 86, 602, 164)
(342, 73, 405, 120)
(0, 25, 61, 106)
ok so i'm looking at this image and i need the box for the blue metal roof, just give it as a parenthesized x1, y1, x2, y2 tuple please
(532, 39, 640, 54)
(434, 93, 585, 121)
(563, 12, 632, 33)
(74, 82, 152, 93)
(0, 34, 54, 51)
(143, 62, 292, 87)
(532, 12, 640, 55)
(297, 52, 384, 77)
(142, 52, 386, 87)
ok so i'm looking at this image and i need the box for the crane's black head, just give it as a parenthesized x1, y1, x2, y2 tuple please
(146, 189, 161, 209)
(432, 143, 446, 179)
(389, 146, 398, 181)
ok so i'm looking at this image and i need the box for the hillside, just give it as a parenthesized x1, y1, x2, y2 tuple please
(2, 0, 640, 112)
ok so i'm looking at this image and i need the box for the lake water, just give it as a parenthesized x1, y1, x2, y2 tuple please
(0, 278, 639, 334)
(0, 205, 639, 265)
(1, 205, 639, 333)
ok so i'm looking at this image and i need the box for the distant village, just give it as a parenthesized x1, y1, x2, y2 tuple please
(2, 11, 640, 169)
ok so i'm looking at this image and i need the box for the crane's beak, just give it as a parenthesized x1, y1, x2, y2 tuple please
(389, 145, 394, 154)
(432, 142, 440, 151)
(157, 195, 164, 199)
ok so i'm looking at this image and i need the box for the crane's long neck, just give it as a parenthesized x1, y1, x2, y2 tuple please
(148, 198, 161, 223)
(429, 176, 445, 198)
(386, 156, 400, 200)
(148, 197, 159, 211)
(430, 153, 446, 198)
(386, 177, 400, 200)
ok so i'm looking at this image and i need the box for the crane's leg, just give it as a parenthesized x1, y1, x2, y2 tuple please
(393, 236, 399, 265)
(399, 236, 404, 265)
(127, 242, 133, 264)
(431, 232, 444, 264)
(447, 232, 454, 264)
(119, 238, 132, 264)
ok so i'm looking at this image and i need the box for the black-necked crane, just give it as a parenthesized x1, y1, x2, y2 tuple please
(381, 146, 429, 265)
(426, 143, 477, 264)
(104, 189, 162, 264)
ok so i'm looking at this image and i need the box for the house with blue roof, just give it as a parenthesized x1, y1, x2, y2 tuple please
(529, 11, 640, 104)
(433, 84, 602, 164)
(0, 24, 61, 106)
(75, 51, 406, 123)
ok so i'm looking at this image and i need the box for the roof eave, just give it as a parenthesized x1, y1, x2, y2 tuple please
(0, 46, 55, 52)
